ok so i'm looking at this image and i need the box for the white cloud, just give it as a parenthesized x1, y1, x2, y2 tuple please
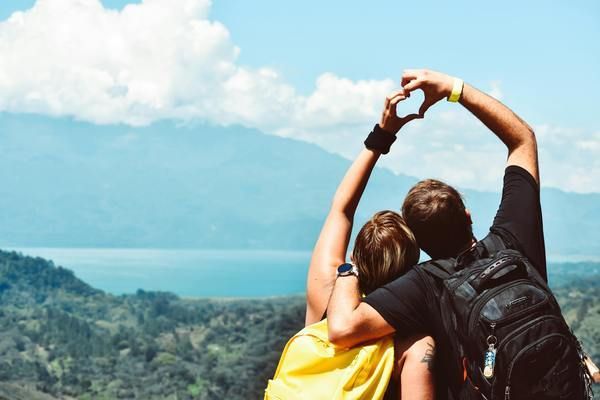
(0, 0, 598, 193)
(535, 126, 600, 192)
(0, 0, 391, 131)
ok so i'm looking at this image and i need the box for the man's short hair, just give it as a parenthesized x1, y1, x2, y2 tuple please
(401, 179, 473, 259)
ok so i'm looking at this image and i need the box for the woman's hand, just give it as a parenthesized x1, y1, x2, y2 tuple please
(379, 89, 423, 134)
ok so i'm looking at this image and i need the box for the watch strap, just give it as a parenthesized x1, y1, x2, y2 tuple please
(364, 124, 396, 155)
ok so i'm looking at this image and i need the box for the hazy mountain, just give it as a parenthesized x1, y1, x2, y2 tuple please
(0, 112, 598, 256)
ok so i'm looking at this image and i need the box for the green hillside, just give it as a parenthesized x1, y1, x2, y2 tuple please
(0, 250, 597, 399)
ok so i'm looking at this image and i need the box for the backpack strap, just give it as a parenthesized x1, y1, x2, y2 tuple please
(421, 259, 457, 281)
(481, 233, 507, 256)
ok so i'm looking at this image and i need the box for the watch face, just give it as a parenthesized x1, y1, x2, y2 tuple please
(337, 263, 353, 274)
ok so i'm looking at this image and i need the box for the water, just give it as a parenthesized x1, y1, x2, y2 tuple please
(5, 248, 598, 298)
(8, 248, 311, 298)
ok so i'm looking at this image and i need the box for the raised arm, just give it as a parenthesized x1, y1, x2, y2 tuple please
(402, 69, 539, 183)
(305, 90, 420, 325)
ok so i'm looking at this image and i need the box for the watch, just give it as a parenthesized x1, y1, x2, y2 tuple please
(337, 263, 359, 278)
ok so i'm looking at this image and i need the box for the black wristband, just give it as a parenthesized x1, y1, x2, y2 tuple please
(364, 124, 396, 154)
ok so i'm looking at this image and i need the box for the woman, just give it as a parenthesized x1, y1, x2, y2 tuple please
(305, 89, 435, 399)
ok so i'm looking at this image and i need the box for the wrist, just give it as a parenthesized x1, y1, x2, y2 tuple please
(447, 77, 464, 102)
(377, 123, 396, 135)
(337, 263, 359, 278)
(364, 124, 397, 155)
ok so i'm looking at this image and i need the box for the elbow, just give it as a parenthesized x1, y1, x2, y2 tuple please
(522, 124, 536, 143)
(327, 321, 355, 348)
(523, 130, 537, 153)
(524, 126, 536, 145)
(327, 324, 343, 346)
(330, 197, 354, 219)
(510, 127, 537, 152)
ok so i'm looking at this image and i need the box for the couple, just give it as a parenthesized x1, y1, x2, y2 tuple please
(305, 68, 549, 399)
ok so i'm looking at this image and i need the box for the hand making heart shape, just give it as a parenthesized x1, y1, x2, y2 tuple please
(379, 69, 456, 135)
(401, 69, 456, 116)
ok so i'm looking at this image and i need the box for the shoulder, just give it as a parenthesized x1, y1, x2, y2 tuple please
(504, 165, 539, 183)
(390, 266, 428, 290)
(504, 164, 539, 188)
(364, 266, 427, 303)
(487, 228, 519, 252)
(362, 266, 434, 334)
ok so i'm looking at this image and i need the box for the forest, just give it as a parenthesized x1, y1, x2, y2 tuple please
(0, 249, 597, 399)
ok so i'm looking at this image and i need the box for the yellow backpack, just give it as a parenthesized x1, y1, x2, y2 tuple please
(264, 319, 395, 400)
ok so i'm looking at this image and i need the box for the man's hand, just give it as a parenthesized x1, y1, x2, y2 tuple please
(401, 69, 455, 115)
(402, 68, 539, 183)
(379, 89, 422, 134)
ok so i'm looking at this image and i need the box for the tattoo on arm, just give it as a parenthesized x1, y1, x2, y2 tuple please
(421, 342, 436, 372)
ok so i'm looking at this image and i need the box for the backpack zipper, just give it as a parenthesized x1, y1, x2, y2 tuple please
(481, 294, 550, 327)
(495, 315, 564, 353)
(504, 333, 568, 400)
(466, 279, 529, 336)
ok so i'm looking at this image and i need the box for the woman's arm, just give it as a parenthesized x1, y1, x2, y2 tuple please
(305, 148, 380, 325)
(305, 89, 421, 325)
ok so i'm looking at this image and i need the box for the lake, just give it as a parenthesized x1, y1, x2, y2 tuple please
(8, 248, 312, 298)
(5, 248, 599, 297)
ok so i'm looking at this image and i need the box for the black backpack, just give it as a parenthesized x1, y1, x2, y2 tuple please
(420, 233, 593, 400)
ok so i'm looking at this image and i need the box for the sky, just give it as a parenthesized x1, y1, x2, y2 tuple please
(0, 0, 599, 192)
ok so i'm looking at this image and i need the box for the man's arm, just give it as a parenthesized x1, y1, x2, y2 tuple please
(402, 69, 539, 183)
(459, 83, 539, 183)
(327, 274, 395, 348)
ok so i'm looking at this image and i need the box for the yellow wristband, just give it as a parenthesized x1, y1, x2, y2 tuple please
(447, 78, 464, 102)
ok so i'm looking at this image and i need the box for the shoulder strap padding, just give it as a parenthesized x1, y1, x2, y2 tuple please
(420, 258, 457, 280)
(481, 233, 507, 256)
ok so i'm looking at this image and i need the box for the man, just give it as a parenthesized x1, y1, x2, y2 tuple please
(326, 69, 545, 399)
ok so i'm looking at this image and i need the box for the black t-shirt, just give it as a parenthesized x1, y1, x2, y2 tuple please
(364, 166, 546, 399)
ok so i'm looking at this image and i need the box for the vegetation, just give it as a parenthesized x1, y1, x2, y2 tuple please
(0, 250, 597, 399)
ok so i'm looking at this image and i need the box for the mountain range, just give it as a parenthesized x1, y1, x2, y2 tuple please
(0, 112, 598, 256)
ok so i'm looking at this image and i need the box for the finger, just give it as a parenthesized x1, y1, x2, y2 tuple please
(384, 90, 406, 108)
(388, 89, 406, 100)
(401, 76, 414, 88)
(388, 93, 408, 114)
(402, 69, 421, 79)
(389, 92, 407, 103)
(403, 79, 424, 93)
(418, 98, 436, 116)
(399, 113, 423, 127)
(402, 113, 423, 122)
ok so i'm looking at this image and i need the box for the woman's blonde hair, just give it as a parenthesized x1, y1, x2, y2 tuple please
(352, 210, 419, 295)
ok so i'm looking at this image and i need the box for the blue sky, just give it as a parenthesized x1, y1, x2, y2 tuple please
(214, 0, 600, 128)
(0, 0, 598, 192)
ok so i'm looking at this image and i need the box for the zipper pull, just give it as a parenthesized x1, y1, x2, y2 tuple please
(483, 323, 497, 379)
(504, 385, 511, 400)
(483, 340, 497, 378)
